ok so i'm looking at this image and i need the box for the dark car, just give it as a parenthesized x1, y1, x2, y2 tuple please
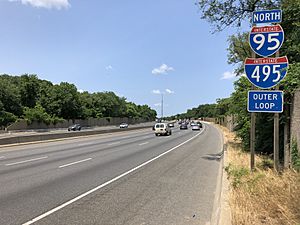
(68, 124, 81, 131)
(197, 121, 203, 128)
(180, 123, 188, 130)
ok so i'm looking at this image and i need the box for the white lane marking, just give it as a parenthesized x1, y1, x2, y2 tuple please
(5, 156, 48, 166)
(107, 142, 120, 146)
(138, 142, 149, 146)
(59, 158, 92, 169)
(22, 128, 205, 225)
(77, 142, 95, 147)
(0, 156, 5, 159)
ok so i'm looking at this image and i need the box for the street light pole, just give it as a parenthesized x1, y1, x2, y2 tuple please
(161, 93, 164, 120)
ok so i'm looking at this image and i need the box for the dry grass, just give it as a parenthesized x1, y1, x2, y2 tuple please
(219, 125, 300, 225)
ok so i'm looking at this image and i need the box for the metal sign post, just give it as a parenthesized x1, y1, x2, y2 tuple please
(250, 51, 256, 171)
(274, 51, 280, 171)
(247, 9, 287, 172)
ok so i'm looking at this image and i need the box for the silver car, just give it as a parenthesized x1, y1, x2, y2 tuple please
(120, 123, 129, 128)
(191, 124, 200, 131)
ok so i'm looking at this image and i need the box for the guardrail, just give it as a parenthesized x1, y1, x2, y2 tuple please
(0, 125, 153, 146)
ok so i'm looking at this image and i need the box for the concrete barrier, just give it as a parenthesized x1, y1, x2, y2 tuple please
(0, 125, 153, 146)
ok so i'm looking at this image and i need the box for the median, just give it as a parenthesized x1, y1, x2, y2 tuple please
(0, 125, 153, 147)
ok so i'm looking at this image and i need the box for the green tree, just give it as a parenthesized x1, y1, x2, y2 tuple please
(0, 75, 22, 116)
(23, 103, 53, 124)
(196, 0, 280, 31)
(19, 74, 40, 108)
(43, 82, 82, 120)
(0, 111, 17, 128)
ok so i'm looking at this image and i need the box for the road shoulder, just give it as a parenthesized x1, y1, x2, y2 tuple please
(212, 123, 232, 225)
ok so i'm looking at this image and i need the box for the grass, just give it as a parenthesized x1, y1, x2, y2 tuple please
(219, 125, 300, 225)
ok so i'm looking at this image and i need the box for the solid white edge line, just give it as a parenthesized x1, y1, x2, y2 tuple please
(22, 126, 205, 225)
(5, 156, 48, 166)
(138, 142, 149, 146)
(59, 158, 92, 168)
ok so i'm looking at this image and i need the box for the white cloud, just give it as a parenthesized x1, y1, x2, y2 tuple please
(78, 89, 84, 93)
(152, 64, 174, 75)
(105, 65, 113, 71)
(152, 89, 161, 94)
(220, 71, 236, 80)
(165, 89, 174, 94)
(9, 0, 70, 10)
(154, 103, 161, 107)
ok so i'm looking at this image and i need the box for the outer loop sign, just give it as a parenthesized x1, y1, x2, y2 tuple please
(249, 25, 284, 57)
(248, 90, 283, 113)
(244, 56, 288, 89)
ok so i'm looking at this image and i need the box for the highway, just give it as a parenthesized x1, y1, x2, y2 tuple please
(0, 123, 223, 225)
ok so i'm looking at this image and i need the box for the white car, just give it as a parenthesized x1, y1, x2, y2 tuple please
(120, 123, 128, 128)
(154, 123, 172, 136)
(192, 124, 200, 131)
(168, 123, 174, 128)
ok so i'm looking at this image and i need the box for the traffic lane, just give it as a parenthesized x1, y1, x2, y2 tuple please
(0, 125, 194, 190)
(0, 127, 200, 225)
(0, 123, 185, 166)
(0, 130, 152, 164)
(34, 123, 222, 225)
(0, 126, 183, 175)
(0, 127, 153, 155)
(0, 126, 202, 225)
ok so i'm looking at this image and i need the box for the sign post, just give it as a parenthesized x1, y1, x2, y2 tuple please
(247, 9, 287, 172)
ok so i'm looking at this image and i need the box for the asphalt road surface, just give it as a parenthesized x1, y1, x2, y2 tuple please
(0, 123, 223, 225)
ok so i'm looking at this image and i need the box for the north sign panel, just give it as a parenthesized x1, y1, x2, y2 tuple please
(245, 56, 288, 89)
(252, 9, 282, 24)
(249, 25, 284, 57)
(248, 90, 283, 113)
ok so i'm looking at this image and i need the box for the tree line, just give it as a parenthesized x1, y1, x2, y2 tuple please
(0, 74, 157, 127)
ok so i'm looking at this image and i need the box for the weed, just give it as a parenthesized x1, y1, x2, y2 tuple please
(220, 125, 300, 225)
(291, 138, 300, 171)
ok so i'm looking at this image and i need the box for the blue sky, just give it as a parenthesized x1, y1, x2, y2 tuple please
(0, 0, 244, 116)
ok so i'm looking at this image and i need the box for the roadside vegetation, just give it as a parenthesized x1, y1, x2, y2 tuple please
(221, 126, 300, 225)
(166, 1, 300, 224)
(167, 0, 300, 156)
(0, 74, 157, 128)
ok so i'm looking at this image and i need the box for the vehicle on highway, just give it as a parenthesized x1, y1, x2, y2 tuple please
(192, 124, 200, 131)
(168, 123, 174, 128)
(154, 123, 172, 136)
(197, 121, 203, 128)
(120, 123, 129, 128)
(180, 123, 188, 130)
(68, 124, 81, 131)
